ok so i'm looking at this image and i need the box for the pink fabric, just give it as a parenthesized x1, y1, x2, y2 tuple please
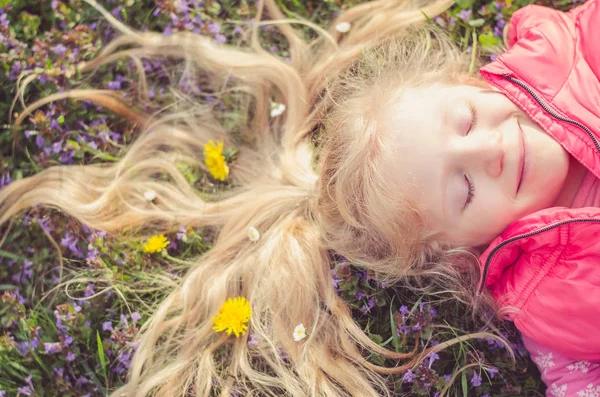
(475, 0, 600, 362)
(523, 335, 600, 397)
(571, 171, 600, 209)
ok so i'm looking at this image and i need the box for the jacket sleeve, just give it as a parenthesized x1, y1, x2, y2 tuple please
(568, 0, 600, 79)
(522, 334, 600, 397)
(504, 0, 598, 50)
(505, 3, 569, 49)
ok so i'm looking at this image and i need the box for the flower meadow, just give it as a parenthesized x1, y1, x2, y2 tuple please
(0, 0, 585, 395)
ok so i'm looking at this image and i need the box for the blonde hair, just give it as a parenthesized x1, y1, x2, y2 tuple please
(2, 0, 512, 395)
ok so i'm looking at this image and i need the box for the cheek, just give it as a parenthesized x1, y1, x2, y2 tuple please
(465, 194, 520, 245)
(528, 131, 570, 200)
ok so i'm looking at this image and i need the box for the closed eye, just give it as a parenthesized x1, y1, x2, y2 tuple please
(464, 174, 475, 209)
(466, 103, 478, 135)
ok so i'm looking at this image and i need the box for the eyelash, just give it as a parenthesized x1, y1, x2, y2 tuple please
(464, 103, 477, 209)
(465, 175, 475, 209)
(466, 103, 478, 135)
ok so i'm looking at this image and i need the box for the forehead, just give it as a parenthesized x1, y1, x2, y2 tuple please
(379, 85, 450, 194)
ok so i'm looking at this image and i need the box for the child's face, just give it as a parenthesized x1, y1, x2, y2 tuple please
(381, 84, 571, 247)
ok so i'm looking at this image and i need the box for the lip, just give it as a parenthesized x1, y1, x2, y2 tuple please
(516, 117, 528, 194)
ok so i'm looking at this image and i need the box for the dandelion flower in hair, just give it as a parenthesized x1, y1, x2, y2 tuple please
(270, 101, 286, 118)
(203, 140, 229, 181)
(248, 226, 260, 242)
(212, 296, 252, 337)
(293, 323, 307, 341)
(335, 22, 351, 33)
(143, 234, 170, 253)
(143, 190, 157, 202)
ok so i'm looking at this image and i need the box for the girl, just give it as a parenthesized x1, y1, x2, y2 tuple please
(2, 0, 598, 395)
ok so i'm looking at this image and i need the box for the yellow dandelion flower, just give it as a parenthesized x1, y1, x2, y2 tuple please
(203, 140, 229, 181)
(143, 234, 170, 253)
(212, 296, 252, 337)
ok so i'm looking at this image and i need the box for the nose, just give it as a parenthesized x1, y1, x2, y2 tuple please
(457, 131, 504, 178)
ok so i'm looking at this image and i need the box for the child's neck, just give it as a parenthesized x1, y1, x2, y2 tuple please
(552, 154, 588, 208)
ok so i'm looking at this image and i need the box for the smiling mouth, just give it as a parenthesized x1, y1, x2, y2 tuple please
(516, 117, 525, 194)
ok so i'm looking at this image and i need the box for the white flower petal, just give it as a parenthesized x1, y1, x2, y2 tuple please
(270, 102, 286, 118)
(144, 190, 157, 202)
(335, 22, 351, 33)
(248, 226, 261, 242)
(293, 323, 307, 341)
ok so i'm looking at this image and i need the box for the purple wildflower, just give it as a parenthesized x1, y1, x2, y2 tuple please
(426, 351, 439, 366)
(131, 312, 142, 324)
(111, 7, 123, 20)
(52, 44, 67, 56)
(107, 80, 121, 90)
(16, 341, 31, 355)
(102, 321, 113, 332)
(0, 12, 8, 28)
(44, 342, 62, 354)
(37, 216, 53, 234)
(84, 283, 95, 297)
(18, 376, 34, 396)
(66, 351, 76, 361)
(176, 227, 186, 240)
(76, 376, 89, 388)
(247, 333, 259, 347)
(63, 335, 73, 347)
(17, 386, 33, 396)
(458, 9, 472, 22)
(35, 135, 46, 148)
(61, 231, 82, 256)
(485, 366, 499, 378)
(207, 22, 221, 34)
(430, 307, 437, 318)
(471, 371, 482, 387)
(215, 34, 227, 44)
(399, 305, 409, 316)
(402, 369, 416, 383)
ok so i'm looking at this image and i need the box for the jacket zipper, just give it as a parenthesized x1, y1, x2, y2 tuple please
(478, 75, 600, 294)
(478, 218, 600, 294)
(504, 75, 600, 152)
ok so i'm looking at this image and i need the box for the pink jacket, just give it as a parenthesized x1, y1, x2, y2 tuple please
(476, 0, 600, 392)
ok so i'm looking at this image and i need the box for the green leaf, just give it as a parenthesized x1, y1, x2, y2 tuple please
(0, 249, 24, 261)
(369, 333, 383, 345)
(66, 139, 80, 150)
(57, 115, 65, 124)
(461, 371, 468, 397)
(479, 32, 502, 47)
(389, 297, 401, 352)
(468, 18, 485, 27)
(455, 0, 475, 9)
(96, 331, 107, 381)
